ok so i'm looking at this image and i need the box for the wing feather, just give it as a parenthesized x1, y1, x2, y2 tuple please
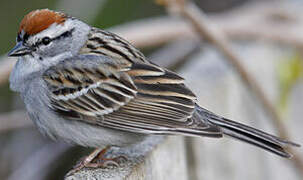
(43, 56, 221, 137)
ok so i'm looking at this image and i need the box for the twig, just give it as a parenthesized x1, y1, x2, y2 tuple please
(215, 1, 303, 50)
(113, 1, 303, 50)
(157, 0, 303, 175)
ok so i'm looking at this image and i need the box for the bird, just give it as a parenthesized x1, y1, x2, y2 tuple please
(8, 9, 299, 174)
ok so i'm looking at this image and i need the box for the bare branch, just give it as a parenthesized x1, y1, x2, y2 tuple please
(113, 1, 303, 50)
(215, 1, 303, 50)
(157, 0, 303, 175)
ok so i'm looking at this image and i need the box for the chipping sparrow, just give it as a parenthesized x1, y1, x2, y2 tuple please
(8, 9, 299, 173)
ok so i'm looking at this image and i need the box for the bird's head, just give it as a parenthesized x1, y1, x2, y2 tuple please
(8, 9, 90, 60)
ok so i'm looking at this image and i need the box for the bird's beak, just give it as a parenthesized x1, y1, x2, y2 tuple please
(8, 42, 31, 57)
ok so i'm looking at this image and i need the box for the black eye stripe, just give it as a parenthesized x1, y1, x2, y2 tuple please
(32, 28, 75, 47)
(23, 33, 29, 41)
(52, 28, 75, 41)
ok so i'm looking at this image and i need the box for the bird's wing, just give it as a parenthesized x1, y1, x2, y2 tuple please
(43, 55, 221, 136)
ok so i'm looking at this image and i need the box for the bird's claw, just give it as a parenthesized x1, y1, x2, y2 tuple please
(65, 148, 128, 177)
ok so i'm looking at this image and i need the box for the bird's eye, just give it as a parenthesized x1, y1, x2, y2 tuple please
(42, 37, 51, 45)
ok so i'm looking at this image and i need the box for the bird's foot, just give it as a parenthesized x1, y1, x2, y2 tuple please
(66, 146, 127, 177)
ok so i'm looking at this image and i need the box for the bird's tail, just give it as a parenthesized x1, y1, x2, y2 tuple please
(195, 105, 300, 158)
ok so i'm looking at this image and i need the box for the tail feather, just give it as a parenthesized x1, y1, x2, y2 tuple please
(195, 105, 300, 158)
